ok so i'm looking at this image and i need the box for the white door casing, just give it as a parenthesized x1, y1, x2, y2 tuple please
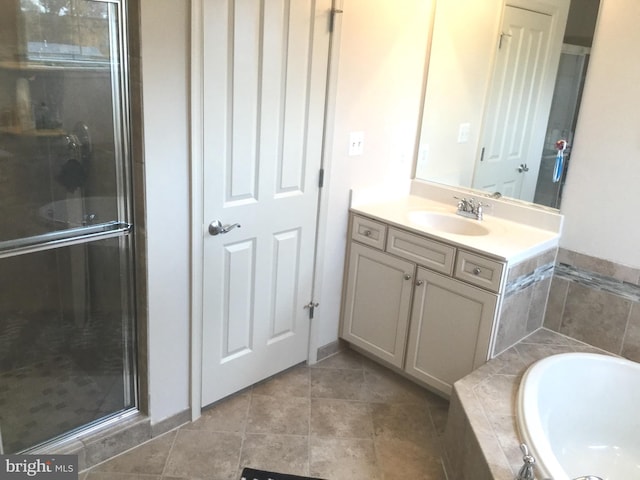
(192, 0, 332, 408)
(473, 0, 569, 201)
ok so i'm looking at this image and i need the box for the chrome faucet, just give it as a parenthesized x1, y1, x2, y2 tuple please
(515, 444, 536, 480)
(514, 443, 603, 480)
(454, 196, 488, 221)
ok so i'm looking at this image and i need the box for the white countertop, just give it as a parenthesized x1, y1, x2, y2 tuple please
(351, 195, 561, 264)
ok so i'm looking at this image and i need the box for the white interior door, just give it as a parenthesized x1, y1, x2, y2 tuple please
(199, 0, 331, 407)
(473, 5, 557, 200)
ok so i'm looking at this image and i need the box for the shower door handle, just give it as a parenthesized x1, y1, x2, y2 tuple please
(208, 220, 241, 236)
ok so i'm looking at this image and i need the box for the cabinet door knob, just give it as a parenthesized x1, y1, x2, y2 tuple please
(473, 267, 482, 275)
(404, 274, 412, 281)
(364, 230, 372, 237)
(416, 279, 424, 286)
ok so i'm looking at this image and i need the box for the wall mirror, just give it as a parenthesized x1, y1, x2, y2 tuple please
(415, 0, 600, 209)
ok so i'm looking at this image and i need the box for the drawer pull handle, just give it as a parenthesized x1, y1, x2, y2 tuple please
(416, 280, 424, 286)
(364, 230, 372, 237)
(473, 267, 482, 275)
(404, 274, 412, 281)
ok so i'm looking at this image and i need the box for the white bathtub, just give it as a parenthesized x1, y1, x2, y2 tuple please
(517, 352, 640, 480)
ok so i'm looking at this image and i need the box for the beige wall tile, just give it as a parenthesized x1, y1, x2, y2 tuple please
(494, 289, 532, 354)
(622, 303, 640, 362)
(558, 248, 640, 284)
(543, 276, 569, 331)
(558, 283, 631, 353)
(527, 277, 552, 332)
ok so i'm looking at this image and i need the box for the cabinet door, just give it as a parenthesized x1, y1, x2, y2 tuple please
(405, 268, 498, 396)
(341, 243, 415, 368)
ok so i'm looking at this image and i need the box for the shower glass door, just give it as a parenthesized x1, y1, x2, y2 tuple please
(0, 0, 136, 452)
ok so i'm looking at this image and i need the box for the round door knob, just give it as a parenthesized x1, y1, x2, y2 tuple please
(473, 267, 482, 275)
(416, 280, 424, 286)
(404, 274, 412, 281)
(364, 230, 372, 237)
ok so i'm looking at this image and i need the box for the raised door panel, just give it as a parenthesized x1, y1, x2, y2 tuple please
(341, 242, 415, 368)
(473, 5, 560, 200)
(405, 268, 498, 396)
(200, 0, 332, 406)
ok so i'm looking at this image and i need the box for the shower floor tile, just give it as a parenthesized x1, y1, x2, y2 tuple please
(0, 354, 123, 453)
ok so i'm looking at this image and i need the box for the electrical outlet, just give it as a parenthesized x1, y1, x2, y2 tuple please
(348, 131, 364, 156)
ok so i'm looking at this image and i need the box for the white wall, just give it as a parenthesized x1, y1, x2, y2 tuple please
(416, 0, 502, 186)
(138, 0, 432, 424)
(137, 0, 640, 426)
(140, 0, 191, 423)
(559, 0, 640, 268)
(412, 0, 640, 269)
(315, 0, 434, 350)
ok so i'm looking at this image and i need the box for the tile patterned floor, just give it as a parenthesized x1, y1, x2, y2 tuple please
(81, 349, 450, 480)
(0, 354, 124, 453)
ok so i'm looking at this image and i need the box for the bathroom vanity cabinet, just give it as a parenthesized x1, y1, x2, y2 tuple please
(341, 213, 506, 396)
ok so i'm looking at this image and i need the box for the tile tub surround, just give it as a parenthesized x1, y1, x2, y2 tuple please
(443, 328, 610, 480)
(544, 248, 640, 361)
(492, 248, 557, 355)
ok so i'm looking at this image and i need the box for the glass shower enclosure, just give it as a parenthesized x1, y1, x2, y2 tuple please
(0, 0, 137, 452)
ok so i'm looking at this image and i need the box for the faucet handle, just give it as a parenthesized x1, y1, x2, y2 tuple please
(516, 444, 536, 480)
(454, 196, 466, 209)
(519, 443, 535, 465)
(453, 196, 470, 211)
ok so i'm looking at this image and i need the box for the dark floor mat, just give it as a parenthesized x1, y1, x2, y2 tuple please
(241, 468, 326, 480)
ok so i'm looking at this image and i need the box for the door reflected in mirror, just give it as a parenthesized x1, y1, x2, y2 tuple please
(415, 0, 599, 210)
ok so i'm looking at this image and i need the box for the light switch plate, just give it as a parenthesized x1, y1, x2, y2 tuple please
(457, 123, 471, 143)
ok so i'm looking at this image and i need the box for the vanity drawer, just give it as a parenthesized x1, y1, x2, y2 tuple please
(454, 250, 505, 293)
(351, 215, 387, 250)
(386, 228, 455, 275)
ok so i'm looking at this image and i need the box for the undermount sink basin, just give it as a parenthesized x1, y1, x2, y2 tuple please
(407, 211, 490, 236)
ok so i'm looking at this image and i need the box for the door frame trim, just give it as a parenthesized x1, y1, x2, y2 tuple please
(190, 0, 205, 422)
(306, 0, 343, 365)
